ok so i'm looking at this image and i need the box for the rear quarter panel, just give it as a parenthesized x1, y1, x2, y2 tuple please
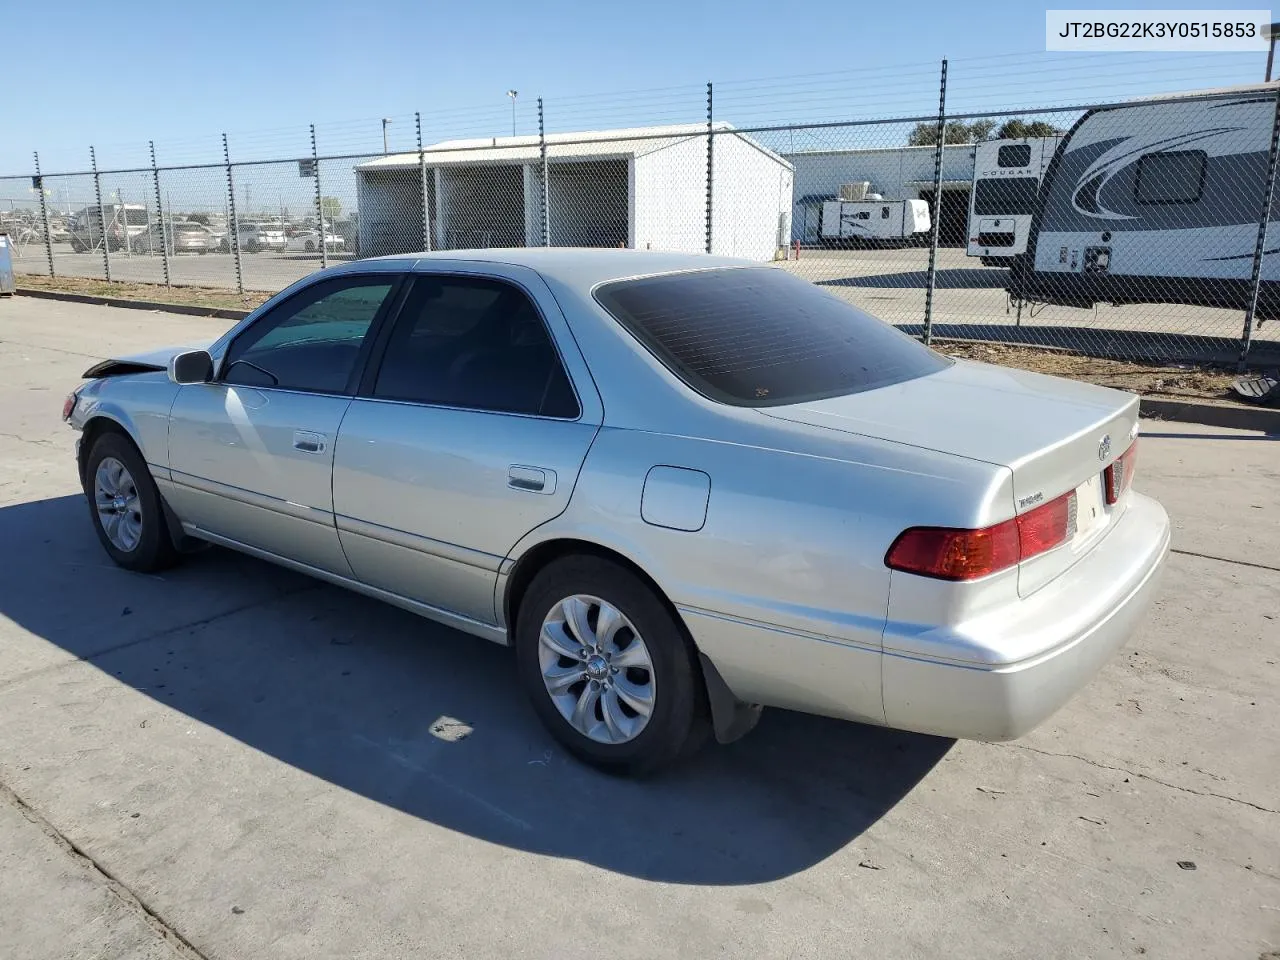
(505, 423, 1012, 722)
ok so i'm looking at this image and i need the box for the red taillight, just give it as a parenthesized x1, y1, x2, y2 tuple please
(61, 392, 77, 421)
(1105, 441, 1138, 504)
(886, 490, 1076, 581)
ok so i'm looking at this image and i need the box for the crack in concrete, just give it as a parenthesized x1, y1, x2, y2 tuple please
(0, 584, 319, 693)
(0, 432, 57, 448)
(998, 741, 1280, 815)
(0, 779, 207, 960)
(1170, 547, 1280, 574)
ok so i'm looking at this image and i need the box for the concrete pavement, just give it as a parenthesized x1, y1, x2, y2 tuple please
(0, 296, 1277, 960)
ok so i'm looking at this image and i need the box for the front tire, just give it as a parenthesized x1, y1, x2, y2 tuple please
(83, 432, 179, 573)
(515, 556, 708, 775)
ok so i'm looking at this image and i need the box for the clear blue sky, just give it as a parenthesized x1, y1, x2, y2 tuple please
(2, 0, 1270, 175)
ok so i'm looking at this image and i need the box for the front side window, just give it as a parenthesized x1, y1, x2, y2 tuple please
(1134, 150, 1206, 205)
(222, 277, 395, 393)
(594, 267, 949, 407)
(371, 276, 579, 418)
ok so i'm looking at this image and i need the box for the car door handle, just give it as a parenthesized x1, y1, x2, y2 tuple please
(508, 465, 556, 494)
(293, 430, 326, 454)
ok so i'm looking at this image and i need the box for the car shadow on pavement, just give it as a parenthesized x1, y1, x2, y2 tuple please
(0, 493, 953, 886)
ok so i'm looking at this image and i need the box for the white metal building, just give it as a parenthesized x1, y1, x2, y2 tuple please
(785, 145, 978, 246)
(355, 123, 794, 261)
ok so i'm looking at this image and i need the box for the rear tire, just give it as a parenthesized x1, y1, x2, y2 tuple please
(515, 555, 709, 775)
(83, 432, 179, 573)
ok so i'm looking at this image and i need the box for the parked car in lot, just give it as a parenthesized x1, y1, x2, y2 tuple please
(286, 228, 345, 253)
(62, 249, 1170, 774)
(131, 221, 213, 255)
(232, 222, 287, 253)
(68, 204, 149, 252)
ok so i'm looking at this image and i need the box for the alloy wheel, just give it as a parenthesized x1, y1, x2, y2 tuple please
(94, 456, 143, 552)
(538, 594, 656, 744)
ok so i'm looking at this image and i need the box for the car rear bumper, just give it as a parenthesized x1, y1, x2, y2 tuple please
(880, 492, 1170, 740)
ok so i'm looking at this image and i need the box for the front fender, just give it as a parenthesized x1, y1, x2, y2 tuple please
(73, 373, 180, 480)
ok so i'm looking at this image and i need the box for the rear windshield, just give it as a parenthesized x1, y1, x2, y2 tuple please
(594, 267, 948, 407)
(974, 177, 1040, 216)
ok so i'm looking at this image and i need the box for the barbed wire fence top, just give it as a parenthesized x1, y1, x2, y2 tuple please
(4, 51, 1279, 368)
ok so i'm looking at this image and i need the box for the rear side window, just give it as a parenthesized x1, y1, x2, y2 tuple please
(594, 268, 948, 407)
(1134, 150, 1206, 205)
(371, 276, 579, 418)
(997, 144, 1033, 168)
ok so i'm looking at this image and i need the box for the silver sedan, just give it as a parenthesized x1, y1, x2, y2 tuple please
(64, 249, 1170, 774)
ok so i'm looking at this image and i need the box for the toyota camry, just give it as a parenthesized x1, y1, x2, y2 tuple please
(64, 249, 1170, 774)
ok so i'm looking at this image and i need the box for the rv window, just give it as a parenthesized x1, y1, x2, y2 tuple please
(997, 144, 1033, 168)
(973, 178, 1039, 216)
(855, 211, 870, 220)
(881, 206, 890, 218)
(1134, 150, 1206, 205)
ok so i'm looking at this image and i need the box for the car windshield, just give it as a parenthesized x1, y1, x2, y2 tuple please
(174, 223, 205, 233)
(594, 267, 949, 407)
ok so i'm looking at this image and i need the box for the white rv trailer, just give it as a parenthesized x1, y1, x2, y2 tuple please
(966, 136, 1060, 265)
(819, 198, 931, 246)
(1010, 84, 1280, 318)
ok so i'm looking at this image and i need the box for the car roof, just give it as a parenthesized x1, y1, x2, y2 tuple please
(367, 247, 758, 288)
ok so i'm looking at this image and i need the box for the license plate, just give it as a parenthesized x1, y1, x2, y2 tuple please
(1073, 473, 1108, 543)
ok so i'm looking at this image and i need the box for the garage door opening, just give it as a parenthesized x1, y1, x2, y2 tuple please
(916, 188, 971, 247)
(547, 159, 628, 247)
(440, 165, 525, 249)
(358, 170, 431, 258)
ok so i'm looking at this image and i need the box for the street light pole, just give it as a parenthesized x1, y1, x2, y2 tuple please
(382, 118, 392, 154)
(507, 90, 518, 136)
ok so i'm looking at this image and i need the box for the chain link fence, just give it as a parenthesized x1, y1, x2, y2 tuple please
(5, 65, 1280, 368)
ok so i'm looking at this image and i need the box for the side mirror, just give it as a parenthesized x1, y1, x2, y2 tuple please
(169, 350, 214, 385)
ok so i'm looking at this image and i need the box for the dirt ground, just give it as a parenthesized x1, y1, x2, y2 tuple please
(935, 340, 1240, 399)
(16, 274, 270, 312)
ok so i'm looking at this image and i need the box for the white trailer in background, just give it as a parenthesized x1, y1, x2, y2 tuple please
(1010, 84, 1280, 318)
(819, 198, 930, 246)
(966, 136, 1060, 266)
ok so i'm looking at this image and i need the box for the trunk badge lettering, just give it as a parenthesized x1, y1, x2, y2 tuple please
(1018, 491, 1044, 509)
(1098, 434, 1112, 461)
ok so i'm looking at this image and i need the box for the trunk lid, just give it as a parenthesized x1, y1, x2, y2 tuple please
(758, 359, 1139, 595)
